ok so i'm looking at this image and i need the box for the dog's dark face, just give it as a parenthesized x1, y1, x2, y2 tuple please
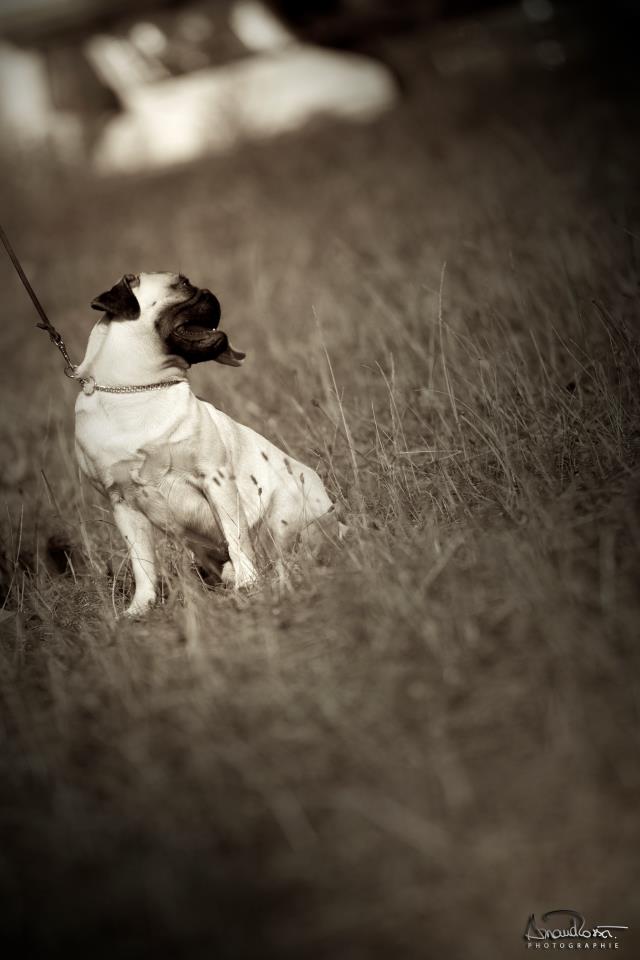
(90, 271, 245, 367)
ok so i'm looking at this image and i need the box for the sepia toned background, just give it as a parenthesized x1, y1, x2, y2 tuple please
(1, 2, 639, 957)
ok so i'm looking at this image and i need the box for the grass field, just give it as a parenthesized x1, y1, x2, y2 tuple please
(1, 46, 639, 959)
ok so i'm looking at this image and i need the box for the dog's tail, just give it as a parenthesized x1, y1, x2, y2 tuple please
(299, 502, 349, 559)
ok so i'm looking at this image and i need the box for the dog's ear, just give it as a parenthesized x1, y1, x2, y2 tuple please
(162, 325, 245, 367)
(91, 275, 140, 319)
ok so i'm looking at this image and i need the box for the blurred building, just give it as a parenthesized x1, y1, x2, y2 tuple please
(1, 1, 632, 174)
(0, 0, 404, 173)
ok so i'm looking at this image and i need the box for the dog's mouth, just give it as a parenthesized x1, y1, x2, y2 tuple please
(158, 287, 245, 366)
(174, 288, 221, 334)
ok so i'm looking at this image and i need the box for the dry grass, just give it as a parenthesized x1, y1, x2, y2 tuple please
(1, 61, 639, 958)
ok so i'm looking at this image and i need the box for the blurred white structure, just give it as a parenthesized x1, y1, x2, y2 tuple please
(230, 1, 294, 52)
(85, 1, 397, 174)
(0, 41, 83, 162)
(0, 42, 50, 145)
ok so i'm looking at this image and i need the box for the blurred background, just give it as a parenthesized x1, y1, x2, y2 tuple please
(0, 0, 638, 173)
(1, 3, 639, 959)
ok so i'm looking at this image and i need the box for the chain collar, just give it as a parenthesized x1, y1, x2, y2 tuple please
(68, 371, 186, 396)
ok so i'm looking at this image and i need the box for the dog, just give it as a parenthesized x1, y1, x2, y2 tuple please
(74, 271, 335, 617)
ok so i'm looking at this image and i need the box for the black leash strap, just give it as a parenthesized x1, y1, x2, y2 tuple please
(0, 222, 77, 375)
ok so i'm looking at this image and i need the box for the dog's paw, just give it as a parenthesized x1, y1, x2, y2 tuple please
(122, 596, 155, 619)
(235, 569, 259, 590)
(221, 560, 258, 590)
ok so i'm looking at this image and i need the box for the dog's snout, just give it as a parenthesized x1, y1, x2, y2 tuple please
(201, 289, 221, 324)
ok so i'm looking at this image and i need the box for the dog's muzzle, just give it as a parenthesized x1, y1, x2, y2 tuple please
(174, 288, 221, 332)
(158, 288, 240, 366)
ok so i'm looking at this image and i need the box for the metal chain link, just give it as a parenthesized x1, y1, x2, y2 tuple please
(80, 377, 186, 396)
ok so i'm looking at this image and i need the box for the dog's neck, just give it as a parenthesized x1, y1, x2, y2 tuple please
(75, 317, 188, 386)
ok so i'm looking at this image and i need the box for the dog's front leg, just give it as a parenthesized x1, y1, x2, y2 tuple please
(112, 501, 157, 617)
(201, 477, 258, 589)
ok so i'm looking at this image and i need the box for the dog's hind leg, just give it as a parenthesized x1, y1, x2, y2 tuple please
(297, 506, 342, 561)
(200, 478, 258, 589)
(112, 501, 157, 617)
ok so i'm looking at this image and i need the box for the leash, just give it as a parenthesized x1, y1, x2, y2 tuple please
(0, 222, 185, 396)
(0, 222, 78, 377)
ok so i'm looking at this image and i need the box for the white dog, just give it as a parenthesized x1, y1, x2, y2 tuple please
(74, 271, 335, 617)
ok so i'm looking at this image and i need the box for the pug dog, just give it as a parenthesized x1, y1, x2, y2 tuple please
(74, 271, 335, 617)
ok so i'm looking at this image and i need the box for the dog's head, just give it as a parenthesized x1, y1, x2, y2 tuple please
(90, 271, 245, 367)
